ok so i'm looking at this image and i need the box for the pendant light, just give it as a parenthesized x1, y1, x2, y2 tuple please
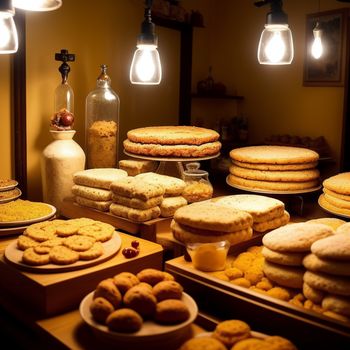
(130, 0, 162, 85)
(13, 0, 62, 12)
(0, 0, 18, 54)
(311, 21, 323, 59)
(255, 0, 294, 65)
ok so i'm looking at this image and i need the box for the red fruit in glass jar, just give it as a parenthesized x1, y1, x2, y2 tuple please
(122, 247, 139, 258)
(131, 240, 140, 249)
(60, 112, 74, 126)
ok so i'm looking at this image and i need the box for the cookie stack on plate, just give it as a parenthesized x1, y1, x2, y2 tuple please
(110, 177, 164, 222)
(319, 172, 350, 216)
(303, 234, 350, 321)
(228, 145, 320, 192)
(171, 202, 253, 245)
(123, 125, 221, 158)
(72, 169, 128, 211)
(135, 172, 187, 217)
(212, 194, 290, 233)
(262, 223, 334, 289)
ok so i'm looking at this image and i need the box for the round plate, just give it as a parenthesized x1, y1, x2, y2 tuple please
(0, 225, 32, 237)
(0, 188, 22, 204)
(226, 175, 322, 195)
(80, 291, 198, 343)
(124, 150, 220, 162)
(318, 194, 350, 219)
(0, 203, 56, 227)
(4, 232, 121, 272)
(0, 180, 18, 192)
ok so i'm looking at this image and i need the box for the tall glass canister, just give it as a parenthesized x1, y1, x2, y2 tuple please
(86, 64, 120, 168)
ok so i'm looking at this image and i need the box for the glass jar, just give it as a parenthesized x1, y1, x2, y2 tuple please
(182, 162, 213, 203)
(85, 65, 120, 168)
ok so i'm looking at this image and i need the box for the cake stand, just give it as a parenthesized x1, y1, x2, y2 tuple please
(123, 151, 220, 179)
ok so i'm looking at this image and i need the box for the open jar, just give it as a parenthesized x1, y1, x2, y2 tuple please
(182, 162, 213, 203)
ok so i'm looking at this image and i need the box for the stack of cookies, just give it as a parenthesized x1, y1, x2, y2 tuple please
(72, 168, 127, 211)
(262, 222, 334, 289)
(303, 234, 350, 321)
(171, 202, 253, 245)
(212, 194, 290, 233)
(110, 177, 164, 222)
(123, 125, 221, 158)
(319, 172, 350, 216)
(135, 172, 187, 217)
(228, 145, 320, 192)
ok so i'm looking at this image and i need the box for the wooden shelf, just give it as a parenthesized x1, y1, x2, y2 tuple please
(191, 93, 244, 100)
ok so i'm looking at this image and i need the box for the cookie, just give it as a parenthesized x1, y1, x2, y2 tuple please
(24, 226, 56, 242)
(302, 282, 325, 304)
(230, 145, 319, 164)
(160, 196, 187, 217)
(336, 222, 350, 235)
(66, 217, 96, 228)
(174, 202, 253, 233)
(38, 237, 65, 248)
(17, 235, 39, 250)
(94, 279, 122, 308)
(106, 308, 143, 333)
(75, 196, 112, 212)
(263, 261, 304, 289)
(79, 242, 104, 260)
(55, 224, 79, 237)
(154, 299, 190, 324)
(152, 280, 183, 301)
(253, 211, 290, 233)
(318, 194, 350, 216)
(262, 246, 305, 266)
(323, 172, 350, 195)
(304, 271, 350, 296)
(110, 203, 161, 222)
(307, 217, 346, 231)
(311, 234, 350, 261)
(119, 159, 158, 176)
(179, 337, 226, 350)
(49, 245, 80, 265)
(262, 222, 334, 253)
(322, 294, 350, 317)
(34, 245, 52, 254)
(324, 192, 350, 209)
(78, 222, 114, 242)
(72, 184, 112, 201)
(323, 187, 350, 201)
(212, 319, 251, 348)
(22, 247, 50, 265)
(63, 235, 96, 252)
(112, 194, 163, 210)
(90, 297, 115, 324)
(303, 253, 350, 276)
(232, 159, 318, 171)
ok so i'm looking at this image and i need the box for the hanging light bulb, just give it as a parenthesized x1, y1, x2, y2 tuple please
(255, 0, 294, 65)
(0, 0, 18, 54)
(130, 0, 162, 85)
(13, 0, 62, 12)
(311, 22, 323, 59)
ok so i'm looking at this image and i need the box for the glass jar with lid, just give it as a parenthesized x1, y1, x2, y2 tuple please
(85, 64, 120, 168)
(182, 162, 214, 203)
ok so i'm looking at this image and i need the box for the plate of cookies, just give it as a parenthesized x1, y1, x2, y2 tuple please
(4, 218, 121, 272)
(79, 268, 198, 345)
(0, 179, 18, 192)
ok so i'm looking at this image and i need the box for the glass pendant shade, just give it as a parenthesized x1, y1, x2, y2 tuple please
(13, 0, 62, 11)
(311, 24, 323, 59)
(0, 11, 18, 54)
(257, 24, 294, 65)
(130, 44, 162, 85)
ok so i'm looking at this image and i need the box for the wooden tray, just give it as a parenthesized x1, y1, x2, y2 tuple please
(60, 198, 171, 242)
(165, 238, 350, 349)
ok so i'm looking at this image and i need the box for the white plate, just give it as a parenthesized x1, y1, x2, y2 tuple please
(0, 188, 22, 203)
(80, 291, 198, 343)
(0, 203, 56, 227)
(0, 180, 18, 192)
(318, 194, 350, 219)
(4, 231, 121, 272)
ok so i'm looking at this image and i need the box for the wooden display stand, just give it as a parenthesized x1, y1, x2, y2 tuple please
(60, 198, 171, 242)
(0, 232, 163, 317)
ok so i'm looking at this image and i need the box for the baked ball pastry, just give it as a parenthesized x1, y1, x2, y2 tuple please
(89, 297, 114, 324)
(113, 272, 140, 286)
(112, 276, 134, 295)
(264, 335, 298, 350)
(124, 285, 157, 318)
(106, 308, 143, 333)
(179, 337, 226, 350)
(232, 338, 270, 350)
(137, 268, 168, 286)
(153, 280, 183, 302)
(155, 299, 190, 324)
(93, 279, 122, 308)
(212, 320, 251, 348)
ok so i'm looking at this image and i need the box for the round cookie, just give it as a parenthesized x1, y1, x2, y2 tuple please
(179, 337, 226, 350)
(323, 187, 350, 201)
(106, 308, 143, 333)
(262, 222, 334, 253)
(212, 319, 251, 348)
(94, 279, 122, 308)
(24, 226, 56, 242)
(263, 261, 304, 289)
(55, 224, 79, 237)
(79, 242, 104, 260)
(318, 194, 350, 216)
(302, 282, 325, 304)
(311, 234, 350, 261)
(34, 245, 52, 254)
(322, 295, 350, 317)
(304, 271, 350, 296)
(49, 245, 79, 265)
(303, 253, 350, 276)
(324, 193, 350, 209)
(90, 297, 115, 324)
(229, 145, 319, 164)
(152, 280, 183, 301)
(307, 217, 345, 231)
(323, 172, 350, 195)
(17, 235, 39, 250)
(232, 159, 318, 171)
(39, 237, 65, 247)
(63, 235, 96, 252)
(336, 222, 350, 235)
(154, 299, 190, 325)
(22, 247, 50, 266)
(262, 246, 305, 266)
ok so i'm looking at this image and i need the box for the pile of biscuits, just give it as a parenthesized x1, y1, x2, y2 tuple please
(171, 202, 253, 245)
(228, 145, 320, 192)
(303, 233, 350, 321)
(262, 223, 334, 289)
(89, 268, 191, 332)
(123, 125, 221, 158)
(135, 172, 187, 217)
(16, 218, 115, 266)
(179, 319, 297, 350)
(119, 159, 158, 176)
(212, 194, 290, 233)
(319, 172, 350, 216)
(72, 168, 127, 212)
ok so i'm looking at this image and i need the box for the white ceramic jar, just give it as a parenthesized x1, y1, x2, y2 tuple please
(41, 130, 85, 212)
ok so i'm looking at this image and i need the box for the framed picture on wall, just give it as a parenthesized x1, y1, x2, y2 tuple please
(303, 8, 348, 87)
